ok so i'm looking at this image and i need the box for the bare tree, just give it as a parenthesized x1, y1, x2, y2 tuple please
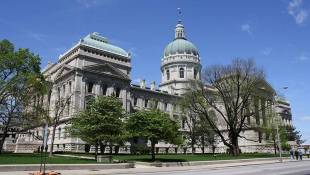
(49, 94, 72, 157)
(184, 58, 269, 156)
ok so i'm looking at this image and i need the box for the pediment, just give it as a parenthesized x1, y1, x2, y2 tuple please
(54, 65, 75, 81)
(82, 63, 129, 80)
(256, 79, 276, 95)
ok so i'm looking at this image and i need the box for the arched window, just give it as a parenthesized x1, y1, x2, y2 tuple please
(179, 68, 184, 78)
(166, 70, 170, 80)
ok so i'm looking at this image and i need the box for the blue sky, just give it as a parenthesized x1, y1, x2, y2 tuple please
(1, 0, 309, 143)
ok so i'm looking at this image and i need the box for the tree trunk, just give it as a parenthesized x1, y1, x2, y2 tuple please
(191, 133, 195, 154)
(115, 145, 119, 155)
(49, 123, 57, 157)
(230, 137, 240, 156)
(95, 143, 98, 160)
(109, 144, 113, 155)
(201, 136, 205, 154)
(99, 142, 106, 155)
(212, 145, 216, 155)
(273, 139, 277, 155)
(0, 126, 9, 154)
(151, 139, 156, 161)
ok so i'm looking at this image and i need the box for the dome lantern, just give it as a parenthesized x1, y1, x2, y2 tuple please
(175, 21, 185, 39)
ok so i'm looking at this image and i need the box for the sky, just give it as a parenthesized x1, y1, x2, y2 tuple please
(0, 0, 309, 143)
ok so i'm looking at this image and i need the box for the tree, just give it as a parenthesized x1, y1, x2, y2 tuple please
(0, 39, 46, 153)
(184, 58, 267, 156)
(196, 115, 219, 155)
(70, 96, 125, 159)
(286, 126, 305, 145)
(49, 94, 72, 157)
(263, 110, 289, 155)
(126, 109, 183, 161)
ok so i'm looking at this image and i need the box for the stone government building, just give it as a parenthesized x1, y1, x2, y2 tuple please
(3, 20, 293, 153)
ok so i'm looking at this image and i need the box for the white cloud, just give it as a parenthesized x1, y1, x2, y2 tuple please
(132, 78, 141, 84)
(241, 24, 252, 35)
(301, 116, 310, 121)
(262, 48, 273, 56)
(298, 53, 309, 61)
(76, 0, 99, 8)
(76, 0, 114, 8)
(288, 0, 308, 25)
(299, 55, 309, 61)
(27, 32, 48, 42)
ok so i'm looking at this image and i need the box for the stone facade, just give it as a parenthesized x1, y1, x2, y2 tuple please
(2, 21, 293, 154)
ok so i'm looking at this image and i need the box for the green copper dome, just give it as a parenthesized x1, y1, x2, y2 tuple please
(81, 32, 129, 57)
(164, 38, 199, 57)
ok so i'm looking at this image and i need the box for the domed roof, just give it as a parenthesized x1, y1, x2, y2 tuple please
(81, 32, 129, 57)
(164, 38, 199, 57)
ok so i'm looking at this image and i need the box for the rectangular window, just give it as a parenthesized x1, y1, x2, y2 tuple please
(164, 103, 168, 111)
(87, 82, 93, 93)
(145, 99, 148, 108)
(115, 87, 121, 98)
(62, 84, 66, 96)
(102, 84, 107, 96)
(182, 119, 186, 129)
(67, 99, 71, 116)
(68, 81, 72, 93)
(133, 97, 138, 106)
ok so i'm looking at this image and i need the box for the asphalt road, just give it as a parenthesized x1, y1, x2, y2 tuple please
(119, 161, 310, 175)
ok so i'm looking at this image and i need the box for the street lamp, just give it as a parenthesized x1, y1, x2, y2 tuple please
(275, 86, 288, 163)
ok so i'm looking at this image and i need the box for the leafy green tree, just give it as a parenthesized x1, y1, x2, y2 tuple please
(196, 115, 219, 155)
(263, 110, 289, 155)
(286, 126, 305, 145)
(70, 96, 125, 159)
(126, 109, 183, 161)
(0, 39, 46, 153)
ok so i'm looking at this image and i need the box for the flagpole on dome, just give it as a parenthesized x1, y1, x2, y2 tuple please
(177, 7, 182, 24)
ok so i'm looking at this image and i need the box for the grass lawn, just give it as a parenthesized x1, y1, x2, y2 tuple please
(113, 153, 284, 162)
(0, 153, 97, 164)
(0, 153, 287, 164)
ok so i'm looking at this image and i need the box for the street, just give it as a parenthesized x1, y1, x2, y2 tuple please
(0, 160, 310, 175)
(118, 161, 310, 175)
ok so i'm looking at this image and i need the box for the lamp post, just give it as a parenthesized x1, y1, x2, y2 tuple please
(275, 86, 288, 163)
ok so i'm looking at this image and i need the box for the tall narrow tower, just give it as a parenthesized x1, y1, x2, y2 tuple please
(159, 20, 201, 95)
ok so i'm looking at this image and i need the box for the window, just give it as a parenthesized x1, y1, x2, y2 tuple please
(166, 70, 170, 80)
(67, 99, 71, 115)
(62, 84, 66, 96)
(115, 87, 121, 97)
(68, 81, 72, 93)
(164, 103, 168, 111)
(179, 68, 184, 78)
(87, 82, 93, 93)
(145, 99, 148, 108)
(57, 87, 61, 100)
(133, 97, 138, 106)
(182, 119, 186, 129)
(102, 84, 107, 96)
(194, 68, 198, 79)
(58, 128, 61, 139)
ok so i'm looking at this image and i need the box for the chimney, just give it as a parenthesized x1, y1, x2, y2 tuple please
(140, 79, 146, 89)
(150, 81, 156, 91)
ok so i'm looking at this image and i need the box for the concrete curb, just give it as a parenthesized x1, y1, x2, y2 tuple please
(0, 163, 135, 172)
(135, 157, 288, 167)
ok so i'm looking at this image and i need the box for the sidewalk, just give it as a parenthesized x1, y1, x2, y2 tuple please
(1, 157, 308, 175)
